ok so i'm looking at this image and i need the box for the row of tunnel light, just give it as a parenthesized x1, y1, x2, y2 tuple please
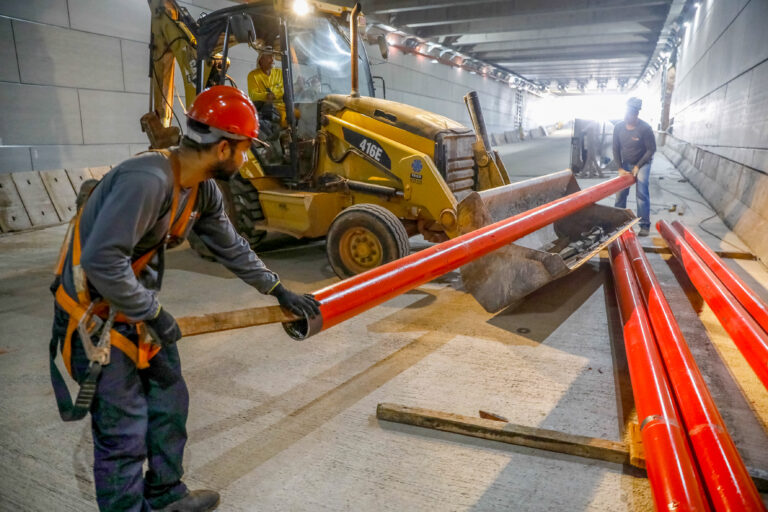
(642, 1, 704, 84)
(369, 25, 546, 95)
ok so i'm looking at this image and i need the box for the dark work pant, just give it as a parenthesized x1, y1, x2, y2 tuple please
(65, 311, 190, 512)
(614, 159, 652, 229)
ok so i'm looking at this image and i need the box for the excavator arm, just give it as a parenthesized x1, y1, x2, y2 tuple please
(142, 0, 200, 148)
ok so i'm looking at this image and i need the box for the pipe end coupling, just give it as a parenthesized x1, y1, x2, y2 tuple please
(283, 311, 324, 340)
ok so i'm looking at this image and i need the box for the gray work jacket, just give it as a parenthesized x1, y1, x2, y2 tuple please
(58, 152, 279, 321)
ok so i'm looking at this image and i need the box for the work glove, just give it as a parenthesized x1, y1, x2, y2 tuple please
(145, 305, 182, 346)
(270, 283, 321, 318)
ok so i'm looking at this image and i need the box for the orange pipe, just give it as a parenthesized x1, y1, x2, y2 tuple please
(609, 238, 710, 511)
(672, 221, 768, 333)
(658, 220, 768, 390)
(623, 230, 765, 511)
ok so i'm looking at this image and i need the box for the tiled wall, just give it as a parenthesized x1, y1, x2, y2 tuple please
(0, 0, 236, 173)
(368, 46, 530, 136)
(0, 0, 531, 175)
(670, 0, 768, 172)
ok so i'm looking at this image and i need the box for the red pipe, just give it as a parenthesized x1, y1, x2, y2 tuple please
(609, 239, 710, 512)
(671, 221, 768, 334)
(288, 174, 635, 338)
(622, 230, 765, 511)
(658, 220, 768, 390)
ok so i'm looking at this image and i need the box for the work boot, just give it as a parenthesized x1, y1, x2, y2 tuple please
(638, 227, 650, 237)
(154, 490, 220, 511)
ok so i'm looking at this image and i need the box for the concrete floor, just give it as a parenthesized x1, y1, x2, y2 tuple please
(1, 131, 767, 510)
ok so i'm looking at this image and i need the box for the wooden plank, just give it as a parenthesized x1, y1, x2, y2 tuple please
(376, 403, 631, 466)
(65, 168, 94, 194)
(40, 169, 77, 222)
(0, 173, 32, 232)
(641, 245, 755, 260)
(88, 166, 111, 180)
(377, 403, 768, 491)
(177, 305, 298, 337)
(10, 171, 61, 227)
(628, 421, 646, 469)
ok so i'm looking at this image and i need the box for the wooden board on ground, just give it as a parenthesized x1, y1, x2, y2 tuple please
(376, 403, 768, 492)
(40, 169, 77, 222)
(376, 402, 631, 466)
(0, 174, 32, 232)
(89, 166, 111, 180)
(11, 171, 61, 227)
(65, 168, 94, 195)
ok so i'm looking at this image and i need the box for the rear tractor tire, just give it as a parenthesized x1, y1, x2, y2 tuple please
(188, 174, 267, 260)
(326, 204, 410, 279)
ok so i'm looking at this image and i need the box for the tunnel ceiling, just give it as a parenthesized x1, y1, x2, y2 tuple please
(365, 0, 677, 87)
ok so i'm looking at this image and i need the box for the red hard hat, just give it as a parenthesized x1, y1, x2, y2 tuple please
(186, 85, 259, 141)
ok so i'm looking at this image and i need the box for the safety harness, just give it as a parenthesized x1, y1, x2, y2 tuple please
(50, 150, 199, 421)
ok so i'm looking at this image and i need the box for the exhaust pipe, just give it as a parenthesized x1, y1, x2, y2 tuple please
(464, 91, 491, 152)
(349, 3, 361, 98)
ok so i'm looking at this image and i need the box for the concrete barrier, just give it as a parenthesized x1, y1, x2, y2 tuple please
(0, 165, 113, 233)
(660, 135, 768, 262)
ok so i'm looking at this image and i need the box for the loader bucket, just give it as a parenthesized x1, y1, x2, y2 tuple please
(457, 170, 636, 312)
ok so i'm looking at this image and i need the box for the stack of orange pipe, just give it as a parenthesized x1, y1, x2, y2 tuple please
(614, 230, 765, 511)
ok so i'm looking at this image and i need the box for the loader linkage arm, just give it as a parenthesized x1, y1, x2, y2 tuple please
(143, 0, 201, 148)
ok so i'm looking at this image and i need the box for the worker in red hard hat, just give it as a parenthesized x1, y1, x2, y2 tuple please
(49, 85, 319, 512)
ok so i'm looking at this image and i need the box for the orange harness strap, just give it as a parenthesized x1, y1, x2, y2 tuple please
(55, 150, 198, 375)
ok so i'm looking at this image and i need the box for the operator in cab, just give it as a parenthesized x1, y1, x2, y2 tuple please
(247, 49, 285, 121)
(49, 86, 319, 512)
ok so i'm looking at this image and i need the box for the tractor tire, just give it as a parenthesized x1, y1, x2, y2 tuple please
(326, 204, 410, 279)
(187, 174, 266, 260)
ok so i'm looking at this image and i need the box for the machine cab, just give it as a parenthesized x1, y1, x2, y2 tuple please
(193, 1, 374, 181)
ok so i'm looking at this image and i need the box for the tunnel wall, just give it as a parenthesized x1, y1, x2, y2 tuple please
(662, 0, 768, 260)
(0, 1, 534, 175)
(0, 0, 239, 174)
(367, 46, 533, 137)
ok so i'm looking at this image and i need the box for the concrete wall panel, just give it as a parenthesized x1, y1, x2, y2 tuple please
(40, 169, 77, 220)
(65, 168, 94, 193)
(68, 0, 150, 43)
(13, 20, 124, 90)
(122, 39, 150, 94)
(0, 173, 32, 232)
(32, 144, 130, 171)
(0, 0, 70, 27)
(0, 82, 82, 145)
(0, 147, 32, 173)
(79, 90, 148, 144)
(0, 18, 19, 82)
(11, 171, 61, 226)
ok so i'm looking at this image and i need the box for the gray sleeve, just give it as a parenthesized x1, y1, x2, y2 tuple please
(192, 180, 280, 294)
(636, 125, 657, 168)
(79, 171, 166, 321)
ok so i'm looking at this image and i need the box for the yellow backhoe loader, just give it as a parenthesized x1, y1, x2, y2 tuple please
(142, 0, 636, 311)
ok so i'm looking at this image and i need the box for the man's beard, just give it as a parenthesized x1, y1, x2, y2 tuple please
(210, 158, 239, 181)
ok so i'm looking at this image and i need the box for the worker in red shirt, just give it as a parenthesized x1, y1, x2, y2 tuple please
(50, 86, 319, 512)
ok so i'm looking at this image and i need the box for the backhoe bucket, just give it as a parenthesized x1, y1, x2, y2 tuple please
(457, 170, 636, 312)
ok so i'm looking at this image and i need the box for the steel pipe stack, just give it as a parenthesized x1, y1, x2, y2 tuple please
(621, 231, 765, 511)
(608, 239, 710, 511)
(658, 220, 768, 390)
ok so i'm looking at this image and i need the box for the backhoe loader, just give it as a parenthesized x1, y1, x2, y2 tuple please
(143, 0, 636, 311)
